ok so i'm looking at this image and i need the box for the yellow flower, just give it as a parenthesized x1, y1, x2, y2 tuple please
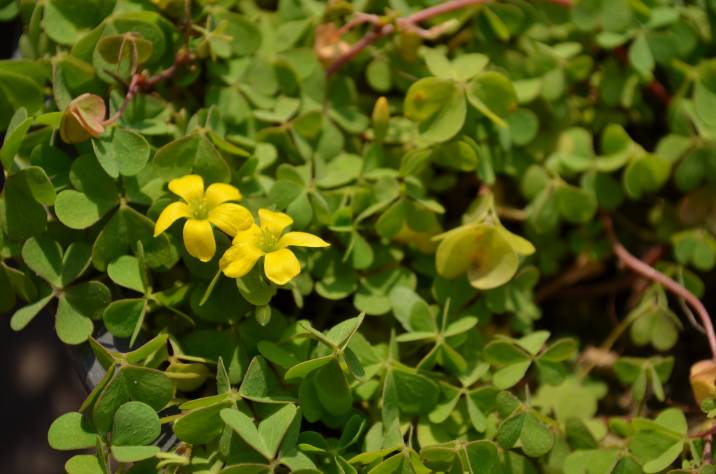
(220, 209, 329, 285)
(154, 175, 253, 262)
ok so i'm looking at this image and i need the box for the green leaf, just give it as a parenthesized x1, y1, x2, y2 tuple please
(54, 190, 118, 230)
(123, 366, 173, 410)
(466, 394, 488, 433)
(496, 412, 525, 449)
(375, 199, 407, 240)
(48, 412, 97, 450)
(629, 34, 654, 79)
(466, 228, 519, 290)
(111, 401, 160, 446)
(285, 355, 334, 381)
(44, 0, 114, 45)
(22, 236, 63, 287)
(1, 107, 32, 167)
(103, 298, 145, 339)
(65, 454, 104, 474)
(221, 408, 271, 459)
(62, 242, 92, 287)
(153, 132, 231, 183)
(0, 69, 44, 130)
(240, 356, 294, 403)
(492, 360, 531, 389)
(390, 367, 440, 415)
(466, 71, 517, 127)
(317, 153, 363, 189)
(93, 206, 178, 271)
(174, 399, 232, 444)
(540, 339, 578, 362)
(107, 255, 146, 292)
(623, 155, 671, 199)
(10, 286, 53, 331)
(97, 33, 154, 65)
(404, 77, 466, 143)
(259, 404, 298, 459)
(92, 365, 172, 433)
(111, 445, 160, 463)
(338, 415, 366, 450)
(313, 360, 352, 416)
(520, 412, 554, 457)
(672, 229, 716, 272)
(236, 267, 277, 306)
(389, 287, 435, 333)
(3, 168, 54, 240)
(641, 442, 683, 473)
(517, 331, 550, 355)
(484, 341, 531, 365)
(556, 185, 597, 223)
(92, 127, 151, 178)
(507, 108, 539, 146)
(463, 440, 500, 473)
(56, 281, 110, 345)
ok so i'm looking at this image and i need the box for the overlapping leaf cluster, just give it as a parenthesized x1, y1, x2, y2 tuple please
(3, 0, 716, 473)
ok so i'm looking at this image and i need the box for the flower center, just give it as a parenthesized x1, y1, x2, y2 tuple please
(189, 198, 210, 220)
(258, 227, 281, 253)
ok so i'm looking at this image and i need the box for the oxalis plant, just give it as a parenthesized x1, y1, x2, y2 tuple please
(4, 0, 716, 472)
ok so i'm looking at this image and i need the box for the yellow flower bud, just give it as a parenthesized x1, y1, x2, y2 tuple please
(372, 96, 390, 143)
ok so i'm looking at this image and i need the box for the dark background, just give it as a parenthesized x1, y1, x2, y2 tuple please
(1, 18, 86, 474)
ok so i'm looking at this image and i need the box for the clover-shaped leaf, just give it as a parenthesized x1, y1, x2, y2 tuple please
(404, 77, 466, 144)
(221, 404, 299, 461)
(614, 356, 674, 401)
(12, 237, 108, 344)
(630, 408, 687, 473)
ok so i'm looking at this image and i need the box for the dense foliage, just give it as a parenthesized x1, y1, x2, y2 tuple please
(3, 0, 716, 472)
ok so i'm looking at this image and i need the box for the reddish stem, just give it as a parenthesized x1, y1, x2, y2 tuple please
(326, 25, 392, 77)
(103, 50, 193, 126)
(602, 214, 716, 360)
(326, 0, 488, 76)
(327, 0, 575, 76)
(402, 0, 490, 23)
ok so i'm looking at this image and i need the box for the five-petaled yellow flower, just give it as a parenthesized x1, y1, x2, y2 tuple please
(154, 175, 253, 262)
(220, 209, 329, 285)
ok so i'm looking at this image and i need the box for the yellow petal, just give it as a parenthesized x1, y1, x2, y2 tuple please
(205, 183, 242, 207)
(169, 175, 204, 202)
(264, 248, 301, 285)
(220, 243, 264, 278)
(154, 201, 191, 236)
(183, 219, 216, 262)
(209, 203, 254, 236)
(278, 231, 329, 248)
(232, 223, 263, 246)
(258, 208, 293, 235)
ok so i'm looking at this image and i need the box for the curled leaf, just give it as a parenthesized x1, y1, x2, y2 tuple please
(60, 93, 106, 144)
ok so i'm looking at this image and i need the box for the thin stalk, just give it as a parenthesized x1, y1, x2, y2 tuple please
(602, 214, 716, 360)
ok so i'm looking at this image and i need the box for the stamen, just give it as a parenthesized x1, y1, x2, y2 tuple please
(189, 198, 210, 219)
(259, 227, 280, 253)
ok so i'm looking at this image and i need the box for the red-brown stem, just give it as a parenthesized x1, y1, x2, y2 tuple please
(402, 0, 490, 23)
(103, 74, 141, 125)
(338, 13, 382, 35)
(602, 214, 716, 360)
(326, 0, 573, 76)
(102, 51, 193, 126)
(326, 25, 392, 76)
(326, 0, 488, 76)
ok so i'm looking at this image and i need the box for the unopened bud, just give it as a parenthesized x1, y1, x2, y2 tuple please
(372, 96, 390, 143)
